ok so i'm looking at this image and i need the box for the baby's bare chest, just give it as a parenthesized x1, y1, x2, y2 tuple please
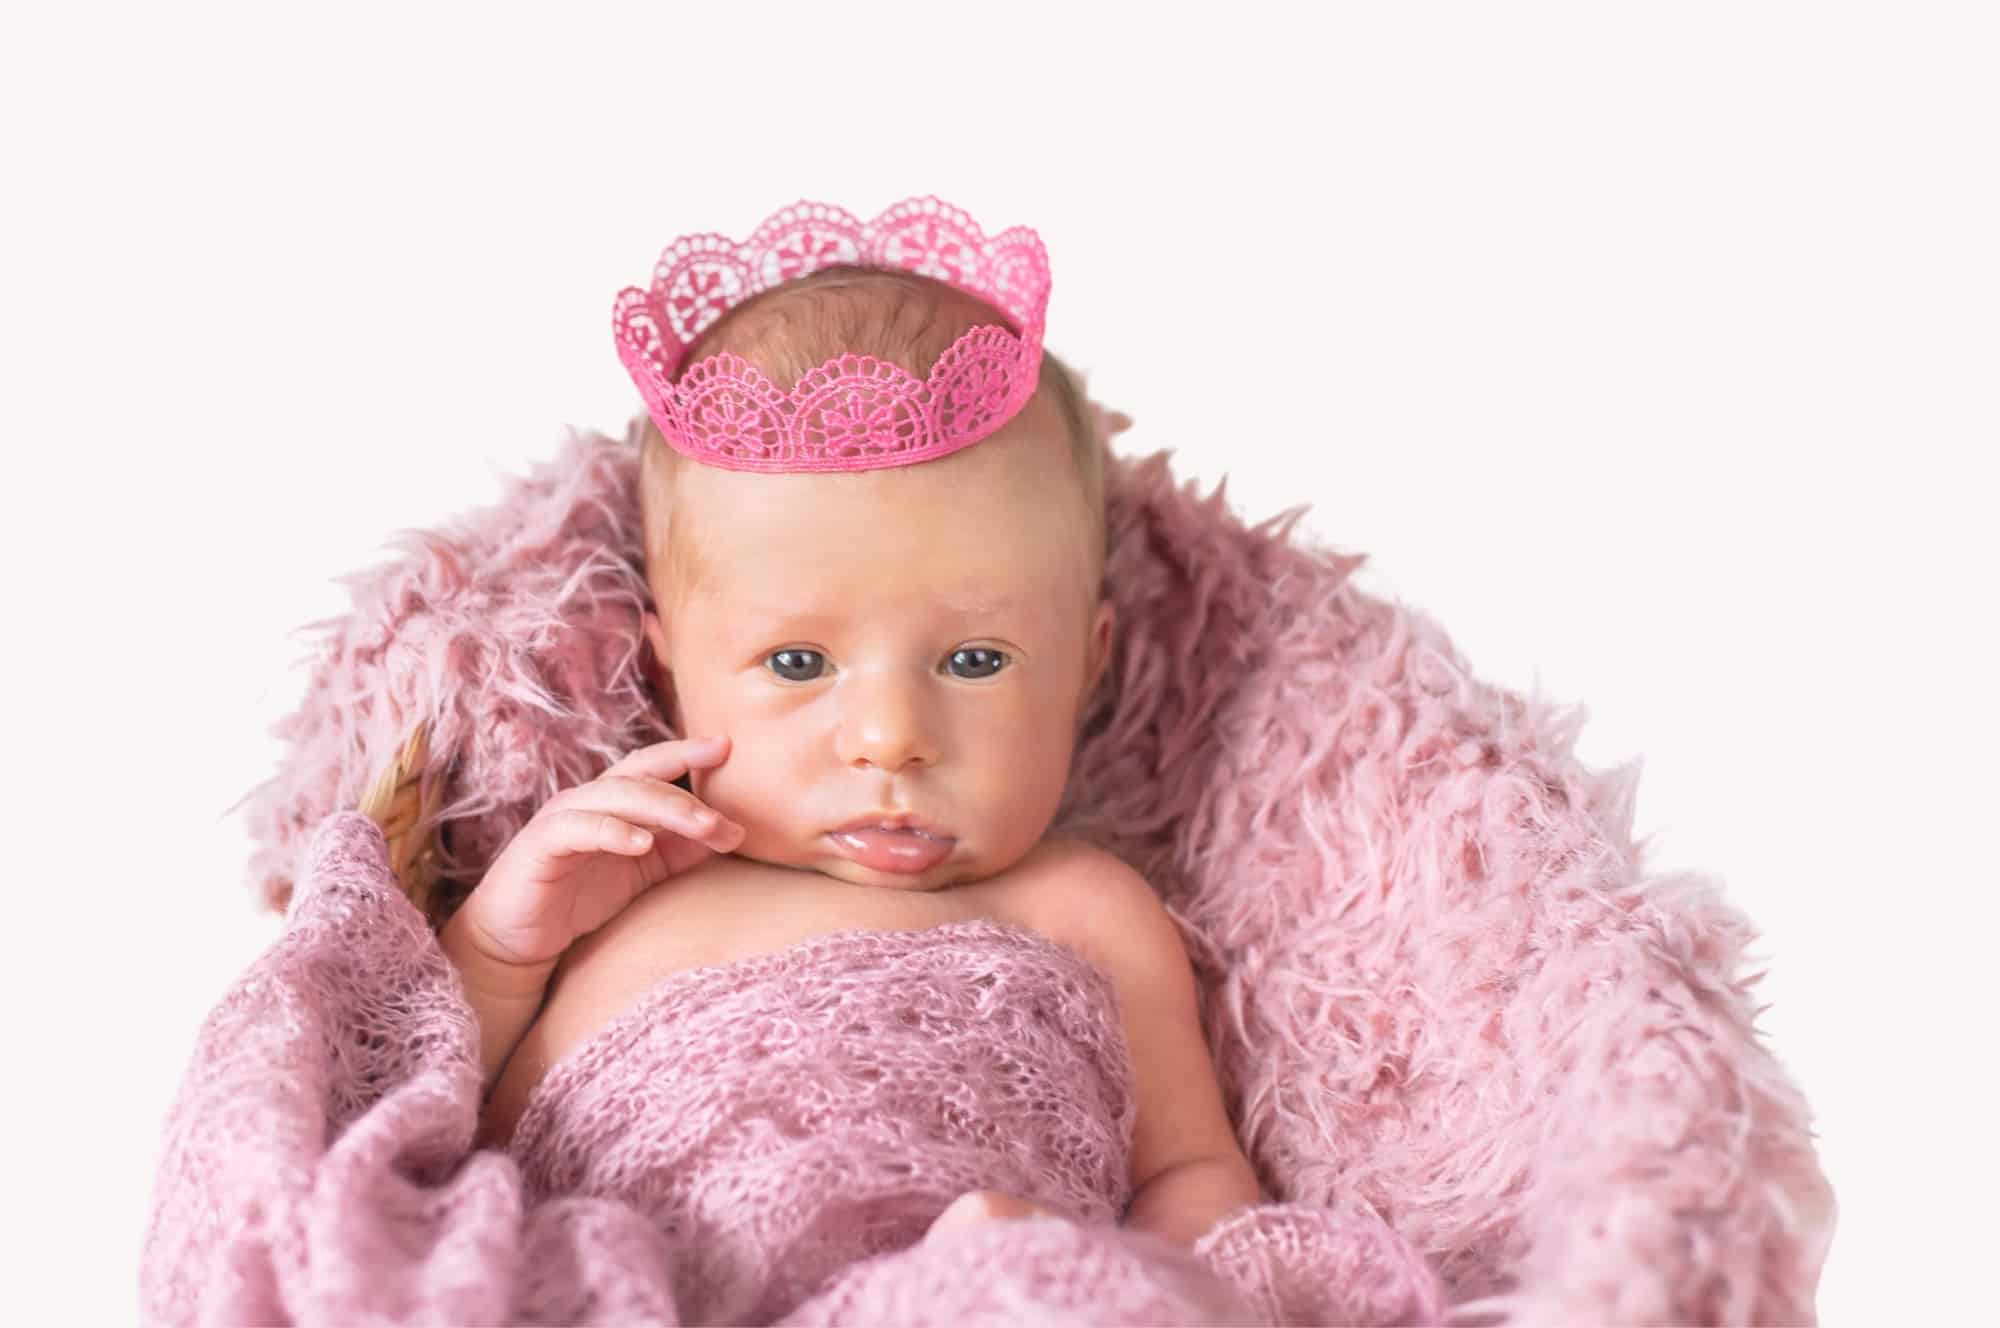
(478, 838, 1094, 1148)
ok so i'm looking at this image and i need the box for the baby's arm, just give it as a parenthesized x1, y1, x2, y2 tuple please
(1062, 853, 1266, 1246)
(440, 909, 557, 1095)
(434, 735, 743, 1098)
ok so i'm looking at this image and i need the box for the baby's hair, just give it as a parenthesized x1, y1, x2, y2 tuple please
(637, 265, 1107, 617)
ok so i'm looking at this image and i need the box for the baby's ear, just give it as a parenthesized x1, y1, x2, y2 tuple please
(1091, 599, 1116, 681)
(1082, 599, 1117, 707)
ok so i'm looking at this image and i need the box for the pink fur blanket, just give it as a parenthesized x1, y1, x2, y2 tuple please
(152, 412, 1835, 1323)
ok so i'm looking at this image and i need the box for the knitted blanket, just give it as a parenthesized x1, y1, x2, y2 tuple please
(142, 812, 1443, 1326)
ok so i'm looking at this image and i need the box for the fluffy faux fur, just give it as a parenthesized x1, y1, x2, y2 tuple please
(227, 409, 1834, 1322)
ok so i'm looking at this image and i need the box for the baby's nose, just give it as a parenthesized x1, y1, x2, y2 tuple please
(839, 683, 938, 771)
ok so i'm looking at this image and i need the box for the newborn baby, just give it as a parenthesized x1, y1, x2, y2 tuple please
(440, 250, 1265, 1251)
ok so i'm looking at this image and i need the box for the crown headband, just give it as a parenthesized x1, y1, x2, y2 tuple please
(612, 196, 1050, 474)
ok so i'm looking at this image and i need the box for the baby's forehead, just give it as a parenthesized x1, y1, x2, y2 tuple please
(706, 519, 1049, 583)
(650, 368, 1084, 610)
(676, 484, 1083, 614)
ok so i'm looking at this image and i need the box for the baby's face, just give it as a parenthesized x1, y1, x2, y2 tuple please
(642, 394, 1114, 892)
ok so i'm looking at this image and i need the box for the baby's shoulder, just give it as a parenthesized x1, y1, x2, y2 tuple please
(1008, 833, 1155, 940)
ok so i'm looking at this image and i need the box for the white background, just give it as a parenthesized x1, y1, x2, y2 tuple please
(4, 3, 1992, 1322)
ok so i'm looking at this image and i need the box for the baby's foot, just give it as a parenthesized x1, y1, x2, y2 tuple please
(923, 1189, 1052, 1244)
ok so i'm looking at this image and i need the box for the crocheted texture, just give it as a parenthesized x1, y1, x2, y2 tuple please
(207, 410, 1835, 1322)
(612, 195, 1049, 472)
(144, 811, 1432, 1325)
(1193, 1204, 1445, 1327)
(508, 917, 1140, 1324)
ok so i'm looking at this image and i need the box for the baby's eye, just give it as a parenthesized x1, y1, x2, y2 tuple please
(767, 648, 825, 682)
(947, 647, 1009, 680)
(763, 647, 1010, 683)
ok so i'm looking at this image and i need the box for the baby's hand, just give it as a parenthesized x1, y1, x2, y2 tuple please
(449, 735, 743, 972)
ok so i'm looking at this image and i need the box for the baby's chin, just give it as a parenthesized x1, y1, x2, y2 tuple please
(823, 864, 972, 892)
(729, 842, 985, 893)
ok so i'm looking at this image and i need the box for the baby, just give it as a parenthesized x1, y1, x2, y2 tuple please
(438, 200, 1265, 1253)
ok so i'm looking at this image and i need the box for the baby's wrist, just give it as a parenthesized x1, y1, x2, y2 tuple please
(440, 906, 558, 998)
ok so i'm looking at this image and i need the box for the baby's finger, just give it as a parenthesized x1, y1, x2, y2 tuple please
(536, 808, 662, 860)
(602, 734, 733, 782)
(551, 774, 744, 851)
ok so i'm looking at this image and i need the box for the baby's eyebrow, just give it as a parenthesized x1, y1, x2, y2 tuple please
(735, 593, 1024, 621)
(938, 593, 1028, 616)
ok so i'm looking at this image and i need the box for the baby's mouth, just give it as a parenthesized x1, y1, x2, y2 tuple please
(825, 825, 956, 874)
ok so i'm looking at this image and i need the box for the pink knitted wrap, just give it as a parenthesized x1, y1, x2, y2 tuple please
(511, 914, 1142, 1322)
(141, 811, 1438, 1325)
(148, 409, 1834, 1323)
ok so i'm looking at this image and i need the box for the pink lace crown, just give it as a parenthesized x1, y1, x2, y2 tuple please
(612, 195, 1050, 473)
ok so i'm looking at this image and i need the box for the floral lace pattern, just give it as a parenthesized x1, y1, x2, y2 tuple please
(612, 196, 1050, 473)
